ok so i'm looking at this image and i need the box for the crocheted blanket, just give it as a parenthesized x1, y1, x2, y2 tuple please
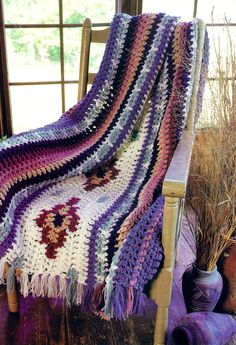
(0, 13, 209, 319)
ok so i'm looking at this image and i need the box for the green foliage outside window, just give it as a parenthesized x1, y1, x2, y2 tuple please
(4, 0, 114, 69)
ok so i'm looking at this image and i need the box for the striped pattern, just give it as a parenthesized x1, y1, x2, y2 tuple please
(0, 13, 209, 319)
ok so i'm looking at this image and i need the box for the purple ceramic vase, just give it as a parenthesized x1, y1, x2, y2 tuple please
(182, 265, 223, 313)
(171, 312, 236, 345)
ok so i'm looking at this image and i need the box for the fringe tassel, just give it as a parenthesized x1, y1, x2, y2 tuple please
(59, 276, 67, 299)
(19, 272, 29, 297)
(7, 264, 16, 293)
(111, 285, 127, 320)
(0, 259, 6, 284)
(126, 286, 134, 317)
(30, 274, 43, 297)
(92, 283, 105, 310)
(103, 280, 115, 318)
(82, 285, 94, 312)
(28, 272, 86, 307)
(0, 264, 147, 319)
(48, 275, 58, 298)
(66, 279, 77, 306)
(76, 283, 84, 305)
(104, 283, 147, 320)
(133, 291, 147, 316)
(40, 274, 49, 297)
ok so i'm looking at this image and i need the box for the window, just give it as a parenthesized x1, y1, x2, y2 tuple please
(142, 0, 236, 78)
(143, 0, 195, 22)
(142, 0, 236, 124)
(2, 0, 235, 134)
(2, 0, 115, 133)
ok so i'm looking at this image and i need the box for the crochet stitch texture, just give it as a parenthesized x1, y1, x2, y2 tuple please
(0, 13, 209, 319)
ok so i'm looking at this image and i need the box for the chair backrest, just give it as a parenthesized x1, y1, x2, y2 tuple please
(77, 17, 205, 133)
(77, 18, 110, 101)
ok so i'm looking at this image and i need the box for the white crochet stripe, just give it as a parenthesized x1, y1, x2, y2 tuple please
(3, 119, 148, 285)
(0, 257, 6, 284)
(94, 100, 154, 282)
(15, 270, 86, 303)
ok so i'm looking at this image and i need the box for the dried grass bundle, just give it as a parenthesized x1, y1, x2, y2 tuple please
(187, 25, 236, 271)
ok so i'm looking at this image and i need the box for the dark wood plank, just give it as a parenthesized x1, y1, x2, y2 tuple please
(66, 306, 109, 345)
(66, 302, 156, 345)
(0, 285, 23, 345)
(44, 298, 67, 345)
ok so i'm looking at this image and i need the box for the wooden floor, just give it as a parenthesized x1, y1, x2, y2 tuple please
(0, 217, 194, 345)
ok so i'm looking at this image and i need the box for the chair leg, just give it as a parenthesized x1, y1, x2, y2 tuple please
(150, 196, 180, 344)
(175, 199, 184, 264)
(154, 308, 168, 345)
(5, 262, 19, 313)
(151, 268, 173, 345)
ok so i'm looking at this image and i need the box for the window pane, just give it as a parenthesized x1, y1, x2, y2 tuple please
(89, 42, 106, 73)
(65, 84, 92, 110)
(10, 85, 62, 134)
(142, 0, 194, 21)
(64, 28, 82, 81)
(64, 28, 106, 80)
(3, 0, 59, 24)
(6, 28, 61, 82)
(63, 0, 115, 24)
(200, 79, 234, 127)
(207, 27, 236, 77)
(197, 0, 236, 23)
(199, 80, 215, 126)
(65, 84, 78, 110)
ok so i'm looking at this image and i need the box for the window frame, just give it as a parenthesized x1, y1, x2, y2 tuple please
(0, 0, 12, 137)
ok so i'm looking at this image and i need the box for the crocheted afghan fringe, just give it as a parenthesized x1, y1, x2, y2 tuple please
(0, 13, 209, 319)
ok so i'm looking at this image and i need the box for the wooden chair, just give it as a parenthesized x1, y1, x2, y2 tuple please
(77, 19, 110, 101)
(5, 17, 206, 345)
(77, 18, 206, 345)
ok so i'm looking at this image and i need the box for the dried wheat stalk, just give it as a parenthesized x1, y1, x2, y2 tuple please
(187, 24, 236, 271)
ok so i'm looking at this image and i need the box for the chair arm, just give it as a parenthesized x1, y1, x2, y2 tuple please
(162, 130, 195, 198)
(161, 19, 206, 199)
